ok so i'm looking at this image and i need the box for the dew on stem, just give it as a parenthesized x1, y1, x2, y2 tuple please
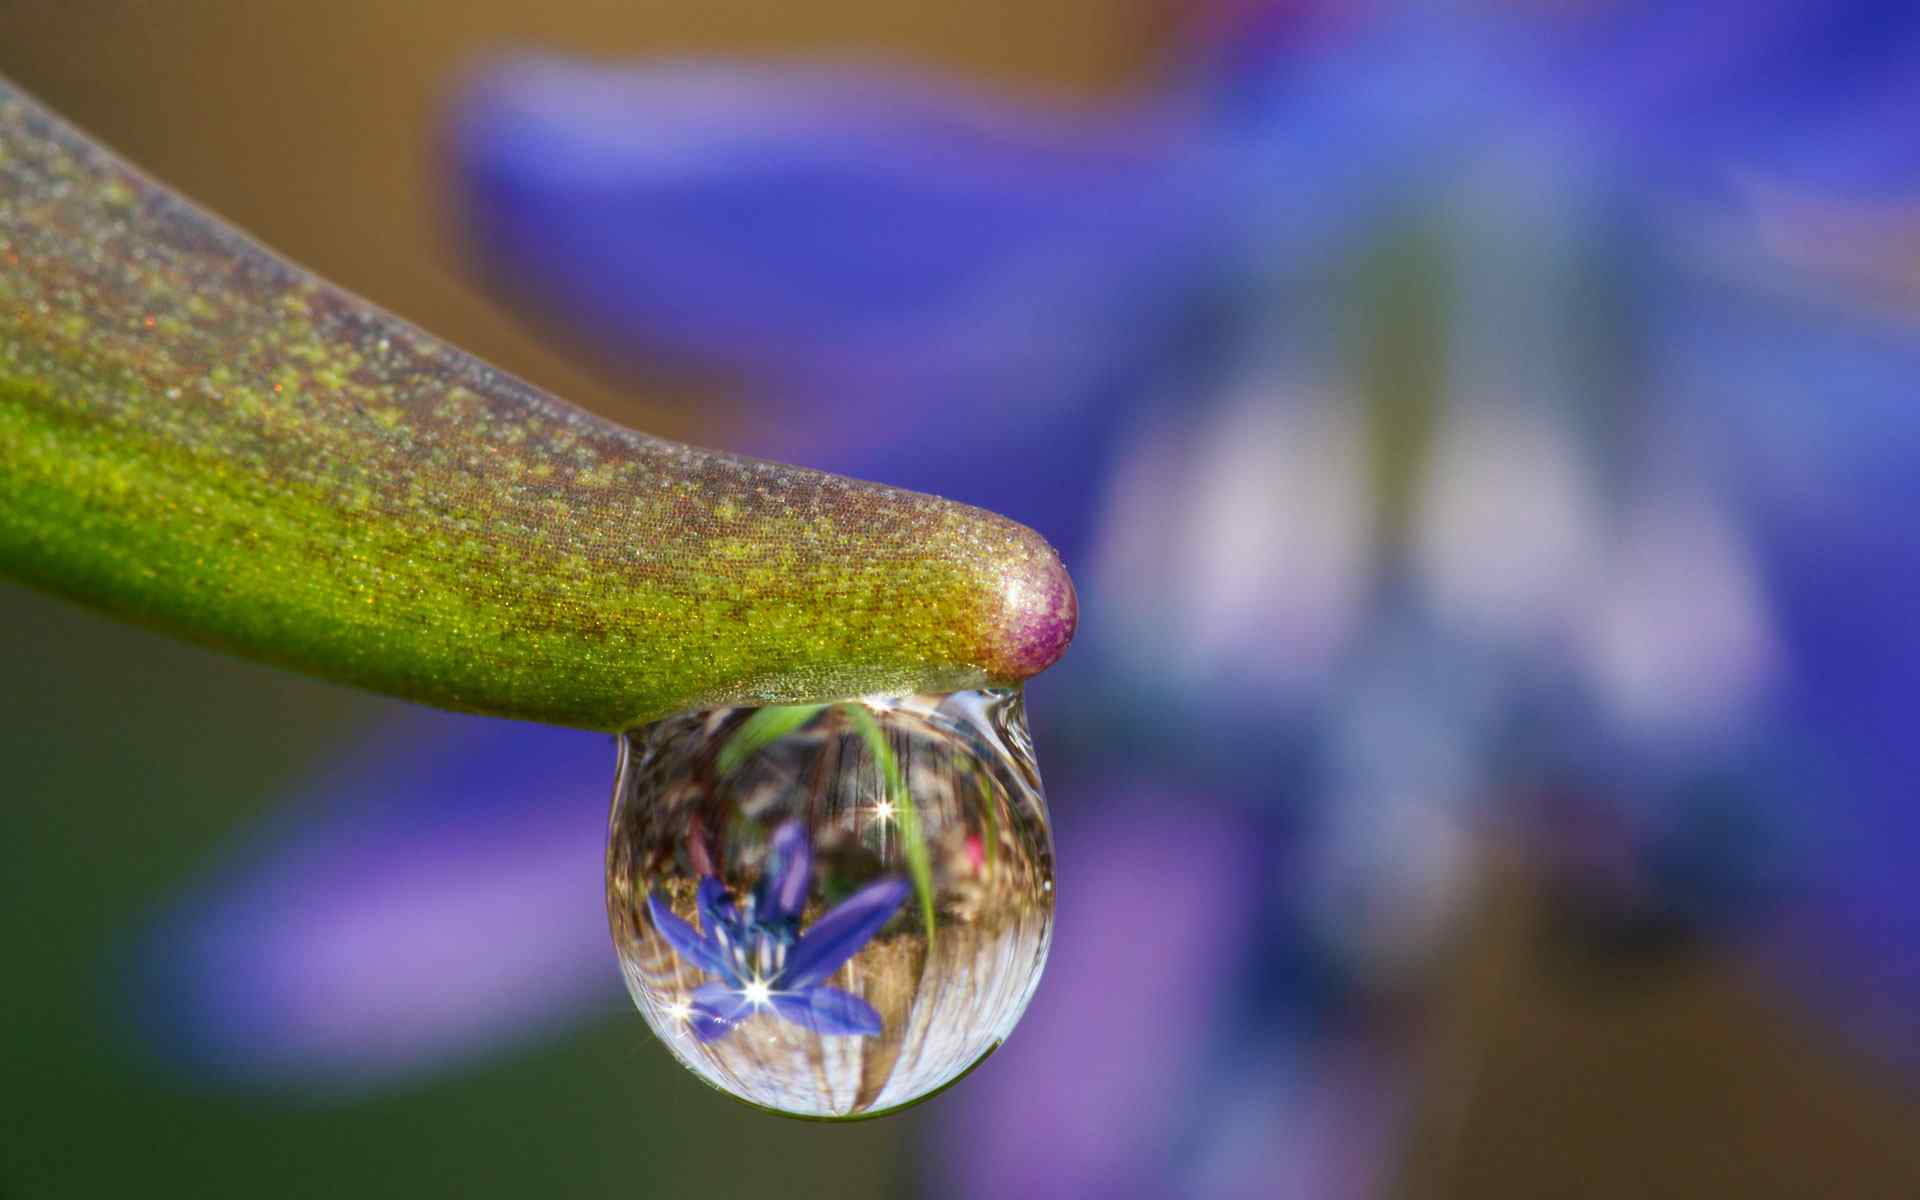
(606, 689, 1054, 1119)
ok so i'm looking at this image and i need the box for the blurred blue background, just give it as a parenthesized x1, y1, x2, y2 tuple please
(5, 2, 1920, 1196)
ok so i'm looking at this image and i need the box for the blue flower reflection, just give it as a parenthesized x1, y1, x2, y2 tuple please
(647, 822, 906, 1042)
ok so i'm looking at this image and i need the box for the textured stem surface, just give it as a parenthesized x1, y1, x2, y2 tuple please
(0, 78, 1074, 730)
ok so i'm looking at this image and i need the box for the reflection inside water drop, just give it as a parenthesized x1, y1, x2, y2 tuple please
(606, 688, 1055, 1119)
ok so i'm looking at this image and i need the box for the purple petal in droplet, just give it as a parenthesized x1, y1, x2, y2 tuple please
(687, 980, 753, 1044)
(754, 820, 813, 928)
(770, 985, 884, 1037)
(697, 876, 738, 944)
(781, 876, 909, 990)
(646, 891, 725, 977)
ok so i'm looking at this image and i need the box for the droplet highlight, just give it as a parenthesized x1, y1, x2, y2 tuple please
(606, 689, 1055, 1119)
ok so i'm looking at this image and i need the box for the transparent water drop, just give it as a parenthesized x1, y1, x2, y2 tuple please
(606, 688, 1054, 1119)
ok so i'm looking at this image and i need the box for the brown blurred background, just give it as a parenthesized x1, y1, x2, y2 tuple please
(2, 2, 1916, 1198)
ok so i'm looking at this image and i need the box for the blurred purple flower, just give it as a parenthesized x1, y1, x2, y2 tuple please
(1516, 0, 1920, 197)
(129, 0, 1920, 1179)
(941, 782, 1402, 1199)
(647, 823, 906, 1042)
(127, 714, 620, 1090)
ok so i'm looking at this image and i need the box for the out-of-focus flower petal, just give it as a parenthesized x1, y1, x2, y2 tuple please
(942, 783, 1273, 1198)
(1087, 374, 1377, 701)
(1515, 1, 1920, 196)
(445, 56, 1212, 429)
(770, 986, 884, 1038)
(1742, 437, 1920, 1070)
(781, 876, 908, 990)
(128, 713, 618, 1091)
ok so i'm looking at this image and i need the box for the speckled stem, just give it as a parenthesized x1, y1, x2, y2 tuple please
(0, 78, 1074, 731)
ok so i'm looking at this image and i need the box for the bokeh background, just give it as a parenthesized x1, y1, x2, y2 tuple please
(4, 2, 1919, 1197)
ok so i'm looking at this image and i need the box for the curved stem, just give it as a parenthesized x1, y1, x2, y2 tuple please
(0, 78, 1074, 730)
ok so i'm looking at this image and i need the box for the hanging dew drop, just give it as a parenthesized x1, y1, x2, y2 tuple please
(606, 688, 1055, 1119)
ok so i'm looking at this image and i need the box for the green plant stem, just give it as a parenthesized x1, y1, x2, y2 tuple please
(0, 78, 1074, 731)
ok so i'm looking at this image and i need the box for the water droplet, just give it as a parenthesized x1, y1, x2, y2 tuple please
(607, 688, 1055, 1119)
